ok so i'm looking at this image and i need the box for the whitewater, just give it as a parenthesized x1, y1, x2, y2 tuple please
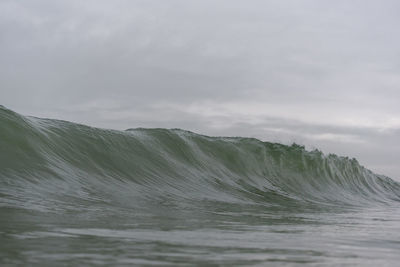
(1, 105, 400, 266)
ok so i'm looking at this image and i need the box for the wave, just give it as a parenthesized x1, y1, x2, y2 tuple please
(1, 105, 400, 213)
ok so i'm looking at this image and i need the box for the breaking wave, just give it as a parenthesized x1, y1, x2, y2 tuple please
(1, 105, 400, 213)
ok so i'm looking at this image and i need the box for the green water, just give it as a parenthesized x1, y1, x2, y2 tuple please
(1, 106, 400, 266)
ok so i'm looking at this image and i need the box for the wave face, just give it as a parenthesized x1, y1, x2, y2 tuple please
(0, 105, 400, 208)
(1, 105, 399, 210)
(2, 106, 400, 266)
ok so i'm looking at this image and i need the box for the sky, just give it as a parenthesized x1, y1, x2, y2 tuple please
(1, 0, 400, 179)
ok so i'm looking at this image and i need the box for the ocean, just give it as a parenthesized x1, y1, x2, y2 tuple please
(1, 105, 400, 266)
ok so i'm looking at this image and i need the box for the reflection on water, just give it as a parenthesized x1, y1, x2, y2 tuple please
(2, 203, 400, 266)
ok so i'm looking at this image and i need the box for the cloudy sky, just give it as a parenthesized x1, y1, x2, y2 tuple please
(1, 0, 400, 179)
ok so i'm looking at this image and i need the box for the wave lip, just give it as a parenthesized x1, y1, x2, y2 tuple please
(1, 105, 400, 212)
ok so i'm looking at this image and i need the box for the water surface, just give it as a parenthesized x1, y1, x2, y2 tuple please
(1, 106, 400, 266)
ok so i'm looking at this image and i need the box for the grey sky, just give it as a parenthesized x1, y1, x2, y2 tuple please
(1, 0, 400, 179)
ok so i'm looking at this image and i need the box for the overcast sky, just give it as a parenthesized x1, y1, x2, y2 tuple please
(1, 0, 400, 179)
